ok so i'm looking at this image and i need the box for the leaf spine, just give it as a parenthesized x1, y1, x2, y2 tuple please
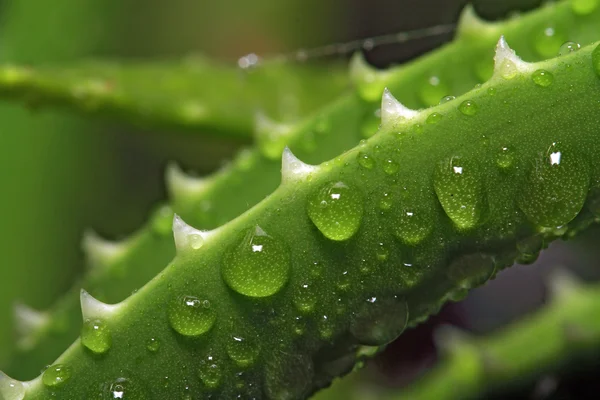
(545, 268, 582, 300)
(253, 111, 293, 141)
(493, 36, 532, 79)
(166, 163, 209, 201)
(381, 87, 419, 127)
(13, 302, 49, 343)
(457, 4, 497, 37)
(172, 214, 212, 252)
(281, 147, 318, 184)
(81, 229, 127, 269)
(80, 289, 121, 321)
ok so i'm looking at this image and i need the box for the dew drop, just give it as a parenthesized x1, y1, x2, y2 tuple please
(350, 296, 408, 345)
(379, 192, 393, 211)
(458, 100, 478, 116)
(357, 151, 374, 169)
(198, 355, 222, 389)
(518, 142, 590, 227)
(534, 26, 566, 58)
(318, 315, 335, 340)
(496, 145, 515, 169)
(419, 76, 448, 106)
(307, 181, 364, 241)
(439, 95, 456, 104)
(592, 43, 600, 78)
(426, 112, 443, 124)
(42, 364, 72, 388)
(226, 334, 260, 368)
(516, 235, 544, 264)
(434, 156, 485, 230)
(448, 253, 495, 290)
(571, 0, 599, 15)
(146, 338, 160, 353)
(292, 282, 317, 314)
(383, 159, 399, 175)
(81, 318, 112, 355)
(222, 226, 290, 297)
(394, 206, 434, 245)
(168, 295, 216, 337)
(103, 377, 146, 399)
(498, 59, 519, 80)
(559, 41, 581, 56)
(532, 69, 554, 87)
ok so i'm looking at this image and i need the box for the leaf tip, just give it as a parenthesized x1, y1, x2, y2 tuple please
(80, 289, 120, 321)
(381, 87, 418, 127)
(493, 35, 531, 79)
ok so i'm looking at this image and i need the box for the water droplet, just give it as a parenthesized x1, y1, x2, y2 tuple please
(318, 315, 335, 340)
(357, 152, 374, 169)
(534, 26, 566, 58)
(292, 316, 306, 336)
(146, 338, 160, 353)
(516, 235, 544, 264)
(350, 296, 408, 345)
(559, 41, 581, 56)
(42, 364, 72, 388)
(518, 142, 590, 227)
(383, 159, 399, 175)
(394, 206, 434, 245)
(168, 295, 216, 337)
(426, 112, 443, 124)
(439, 95, 455, 104)
(448, 253, 495, 290)
(458, 100, 478, 116)
(419, 76, 448, 106)
(198, 355, 222, 389)
(497, 58, 519, 80)
(226, 334, 260, 368)
(264, 354, 314, 400)
(379, 192, 393, 211)
(81, 318, 112, 355)
(222, 226, 290, 297)
(292, 282, 317, 314)
(496, 145, 515, 169)
(103, 377, 146, 399)
(532, 69, 554, 87)
(0, 373, 25, 400)
(592, 43, 600, 78)
(151, 205, 174, 236)
(571, 0, 599, 15)
(307, 181, 364, 241)
(375, 242, 389, 262)
(434, 156, 485, 230)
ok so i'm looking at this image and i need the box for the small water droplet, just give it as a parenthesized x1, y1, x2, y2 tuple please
(458, 100, 478, 116)
(532, 69, 554, 87)
(516, 235, 544, 264)
(379, 192, 393, 211)
(146, 338, 160, 353)
(81, 318, 112, 354)
(559, 41, 581, 56)
(534, 26, 566, 58)
(498, 58, 519, 80)
(307, 181, 364, 241)
(448, 253, 495, 290)
(383, 159, 399, 175)
(434, 156, 485, 230)
(439, 95, 456, 104)
(350, 296, 408, 345)
(188, 233, 204, 250)
(571, 0, 599, 15)
(518, 142, 590, 227)
(357, 151, 374, 169)
(394, 206, 434, 245)
(487, 87, 497, 96)
(198, 354, 222, 389)
(222, 226, 290, 297)
(292, 316, 306, 336)
(42, 364, 72, 388)
(375, 242, 389, 262)
(226, 334, 260, 368)
(292, 282, 317, 314)
(168, 295, 216, 337)
(103, 377, 146, 399)
(419, 76, 448, 106)
(318, 315, 335, 340)
(496, 145, 515, 169)
(426, 112, 443, 124)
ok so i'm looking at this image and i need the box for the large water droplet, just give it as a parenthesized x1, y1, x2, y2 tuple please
(168, 295, 216, 337)
(593, 43, 600, 78)
(81, 318, 112, 354)
(198, 354, 222, 389)
(350, 296, 408, 345)
(42, 364, 72, 388)
(572, 0, 599, 15)
(307, 181, 364, 241)
(222, 226, 290, 298)
(419, 76, 448, 106)
(532, 69, 554, 87)
(533, 26, 566, 58)
(518, 142, 590, 227)
(434, 156, 485, 230)
(559, 41, 581, 56)
(264, 355, 314, 400)
(226, 334, 260, 368)
(448, 253, 495, 290)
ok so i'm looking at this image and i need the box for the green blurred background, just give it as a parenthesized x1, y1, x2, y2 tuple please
(0, 0, 550, 373)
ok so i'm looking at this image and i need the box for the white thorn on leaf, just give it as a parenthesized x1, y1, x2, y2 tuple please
(165, 163, 208, 200)
(493, 36, 531, 79)
(281, 147, 318, 184)
(253, 111, 292, 138)
(381, 88, 418, 126)
(13, 303, 49, 339)
(433, 325, 472, 355)
(80, 289, 121, 321)
(82, 229, 126, 269)
(172, 214, 211, 252)
(546, 268, 582, 300)
(457, 4, 495, 36)
(0, 371, 26, 400)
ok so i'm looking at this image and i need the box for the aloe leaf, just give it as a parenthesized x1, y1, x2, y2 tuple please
(2, 35, 599, 399)
(0, 58, 348, 138)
